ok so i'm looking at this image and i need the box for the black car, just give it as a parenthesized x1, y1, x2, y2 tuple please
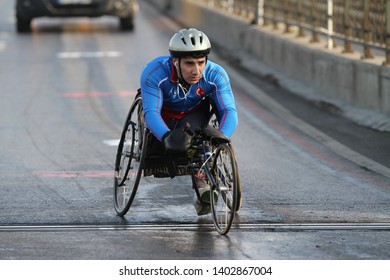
(15, 0, 138, 32)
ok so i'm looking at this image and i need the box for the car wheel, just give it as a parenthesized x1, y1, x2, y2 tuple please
(16, 15, 32, 33)
(119, 16, 134, 31)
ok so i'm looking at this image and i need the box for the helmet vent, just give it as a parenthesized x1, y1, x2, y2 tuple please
(168, 28, 211, 58)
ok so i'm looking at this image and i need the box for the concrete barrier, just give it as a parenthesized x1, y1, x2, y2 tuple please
(145, 0, 390, 131)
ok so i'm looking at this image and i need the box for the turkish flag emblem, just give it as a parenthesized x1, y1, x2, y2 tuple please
(196, 86, 205, 98)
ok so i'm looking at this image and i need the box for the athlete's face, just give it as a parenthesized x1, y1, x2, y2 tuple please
(174, 57, 206, 84)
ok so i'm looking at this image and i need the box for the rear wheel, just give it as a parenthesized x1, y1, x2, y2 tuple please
(210, 143, 238, 235)
(16, 15, 32, 33)
(114, 96, 145, 216)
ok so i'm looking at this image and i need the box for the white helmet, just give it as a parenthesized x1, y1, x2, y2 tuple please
(169, 28, 211, 58)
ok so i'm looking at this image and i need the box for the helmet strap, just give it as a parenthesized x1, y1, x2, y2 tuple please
(176, 58, 188, 88)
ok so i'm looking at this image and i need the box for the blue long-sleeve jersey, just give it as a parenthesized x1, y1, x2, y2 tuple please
(140, 56, 238, 141)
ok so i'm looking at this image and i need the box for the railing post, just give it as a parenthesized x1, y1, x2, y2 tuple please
(227, 0, 234, 14)
(271, 0, 279, 30)
(284, 0, 291, 33)
(297, 0, 306, 37)
(362, 0, 374, 59)
(255, 0, 265, 26)
(327, 0, 334, 49)
(385, 0, 390, 65)
(342, 0, 354, 53)
(310, 0, 320, 42)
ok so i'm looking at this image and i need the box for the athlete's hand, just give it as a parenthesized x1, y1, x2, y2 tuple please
(163, 125, 193, 153)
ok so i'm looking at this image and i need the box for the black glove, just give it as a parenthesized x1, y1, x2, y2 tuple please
(163, 126, 193, 153)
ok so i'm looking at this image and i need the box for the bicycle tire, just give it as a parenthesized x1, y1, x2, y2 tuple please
(210, 143, 238, 235)
(113, 96, 145, 216)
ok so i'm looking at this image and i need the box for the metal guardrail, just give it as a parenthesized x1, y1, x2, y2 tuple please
(198, 0, 390, 65)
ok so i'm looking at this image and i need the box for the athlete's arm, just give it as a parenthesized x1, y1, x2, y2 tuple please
(207, 64, 238, 138)
(140, 60, 170, 141)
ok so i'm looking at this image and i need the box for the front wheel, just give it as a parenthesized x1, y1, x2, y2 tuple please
(113, 96, 145, 216)
(210, 143, 238, 235)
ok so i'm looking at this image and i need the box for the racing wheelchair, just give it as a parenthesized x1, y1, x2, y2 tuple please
(113, 89, 242, 235)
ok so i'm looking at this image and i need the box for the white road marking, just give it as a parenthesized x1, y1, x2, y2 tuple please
(57, 51, 121, 59)
(0, 223, 389, 232)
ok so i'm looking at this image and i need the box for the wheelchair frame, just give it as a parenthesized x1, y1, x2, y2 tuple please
(113, 89, 241, 235)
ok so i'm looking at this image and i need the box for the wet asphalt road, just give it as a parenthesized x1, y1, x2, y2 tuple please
(0, 1, 389, 260)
